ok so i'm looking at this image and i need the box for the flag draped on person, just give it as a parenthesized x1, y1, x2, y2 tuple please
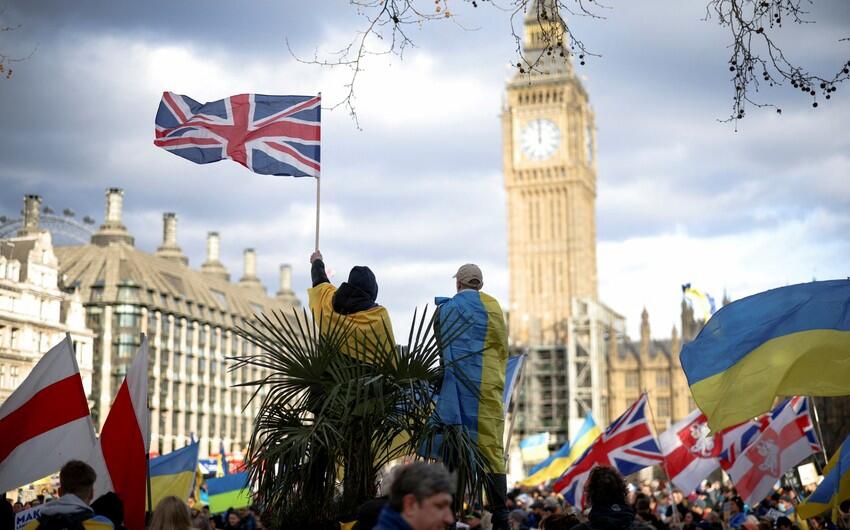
(148, 441, 200, 510)
(154, 92, 321, 177)
(553, 394, 663, 507)
(680, 279, 850, 431)
(0, 336, 97, 493)
(798, 433, 850, 519)
(726, 397, 820, 506)
(521, 414, 601, 486)
(90, 337, 150, 530)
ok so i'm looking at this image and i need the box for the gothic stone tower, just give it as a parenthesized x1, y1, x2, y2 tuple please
(502, 4, 598, 346)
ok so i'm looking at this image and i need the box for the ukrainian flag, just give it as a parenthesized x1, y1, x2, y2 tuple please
(681, 280, 850, 432)
(432, 290, 509, 474)
(520, 414, 601, 486)
(207, 472, 252, 514)
(798, 434, 850, 519)
(148, 441, 199, 509)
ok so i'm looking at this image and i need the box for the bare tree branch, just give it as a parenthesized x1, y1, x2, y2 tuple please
(705, 0, 850, 125)
(294, 0, 849, 127)
(0, 5, 35, 80)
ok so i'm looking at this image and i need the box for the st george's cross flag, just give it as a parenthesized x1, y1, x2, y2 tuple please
(553, 394, 663, 507)
(0, 336, 97, 493)
(154, 92, 320, 177)
(726, 396, 820, 506)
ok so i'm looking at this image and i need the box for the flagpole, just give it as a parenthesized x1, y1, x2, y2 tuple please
(809, 396, 830, 463)
(146, 453, 153, 515)
(314, 91, 322, 252)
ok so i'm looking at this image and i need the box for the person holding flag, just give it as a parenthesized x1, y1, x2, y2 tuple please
(308, 250, 395, 364)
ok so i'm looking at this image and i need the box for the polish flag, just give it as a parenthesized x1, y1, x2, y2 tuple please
(91, 336, 150, 530)
(0, 336, 97, 493)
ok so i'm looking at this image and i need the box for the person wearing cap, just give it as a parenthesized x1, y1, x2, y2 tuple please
(431, 263, 510, 530)
(309, 250, 395, 364)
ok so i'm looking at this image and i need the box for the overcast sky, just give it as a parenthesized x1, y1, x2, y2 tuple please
(1, 0, 848, 339)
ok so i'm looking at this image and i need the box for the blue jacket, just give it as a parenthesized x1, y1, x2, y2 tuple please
(373, 506, 412, 530)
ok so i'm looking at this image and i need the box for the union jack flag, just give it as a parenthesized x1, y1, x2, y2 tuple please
(154, 92, 320, 177)
(553, 394, 663, 507)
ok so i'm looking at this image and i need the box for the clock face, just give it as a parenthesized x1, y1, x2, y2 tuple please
(521, 119, 561, 161)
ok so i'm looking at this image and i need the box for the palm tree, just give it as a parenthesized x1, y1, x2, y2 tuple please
(231, 307, 490, 529)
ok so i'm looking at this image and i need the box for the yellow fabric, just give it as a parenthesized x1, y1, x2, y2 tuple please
(148, 470, 196, 510)
(339, 522, 356, 530)
(308, 283, 396, 364)
(798, 441, 850, 519)
(691, 329, 850, 431)
(477, 292, 509, 474)
(520, 425, 602, 486)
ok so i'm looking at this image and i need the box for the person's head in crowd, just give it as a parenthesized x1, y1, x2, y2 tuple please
(757, 521, 772, 530)
(543, 497, 561, 516)
(386, 462, 454, 530)
(775, 516, 793, 530)
(808, 516, 827, 530)
(704, 511, 721, 525)
(2, 497, 14, 530)
(58, 460, 97, 505)
(672, 491, 685, 505)
(150, 496, 192, 530)
(531, 501, 545, 518)
(741, 515, 760, 530)
(584, 466, 627, 509)
(840, 501, 850, 530)
(635, 497, 651, 515)
(683, 511, 695, 525)
(91, 492, 126, 530)
(729, 496, 744, 516)
(352, 497, 387, 530)
(11, 503, 22, 514)
(777, 497, 794, 513)
(508, 509, 527, 530)
(226, 512, 241, 528)
(541, 513, 580, 530)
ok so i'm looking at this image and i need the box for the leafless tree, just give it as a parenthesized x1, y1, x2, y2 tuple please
(0, 5, 35, 80)
(290, 0, 849, 126)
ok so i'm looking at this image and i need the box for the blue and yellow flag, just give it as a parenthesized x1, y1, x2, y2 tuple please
(148, 441, 199, 509)
(798, 433, 850, 519)
(206, 472, 251, 514)
(432, 290, 509, 474)
(519, 433, 550, 464)
(520, 414, 601, 486)
(681, 280, 850, 431)
(682, 283, 716, 322)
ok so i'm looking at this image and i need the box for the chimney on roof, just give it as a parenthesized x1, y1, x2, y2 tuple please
(239, 248, 264, 291)
(91, 188, 134, 246)
(201, 231, 229, 281)
(18, 195, 42, 236)
(155, 212, 188, 265)
(275, 263, 300, 306)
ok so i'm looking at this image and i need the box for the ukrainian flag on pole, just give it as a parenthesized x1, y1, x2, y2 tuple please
(207, 472, 251, 513)
(681, 279, 850, 431)
(520, 414, 601, 486)
(148, 441, 199, 509)
(798, 433, 850, 519)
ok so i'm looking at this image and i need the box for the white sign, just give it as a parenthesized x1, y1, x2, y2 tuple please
(798, 462, 820, 486)
(14, 506, 42, 530)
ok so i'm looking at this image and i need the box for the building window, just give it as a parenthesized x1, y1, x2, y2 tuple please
(656, 371, 669, 388)
(656, 397, 671, 418)
(625, 372, 639, 389)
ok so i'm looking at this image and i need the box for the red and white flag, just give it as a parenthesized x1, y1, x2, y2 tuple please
(660, 409, 723, 494)
(726, 397, 818, 506)
(90, 336, 150, 530)
(660, 409, 763, 493)
(0, 336, 97, 493)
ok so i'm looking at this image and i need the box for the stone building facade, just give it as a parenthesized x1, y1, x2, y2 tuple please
(51, 188, 300, 457)
(0, 196, 95, 406)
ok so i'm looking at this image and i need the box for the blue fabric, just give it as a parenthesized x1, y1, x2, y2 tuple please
(373, 506, 413, 530)
(206, 472, 249, 496)
(433, 291, 489, 437)
(680, 279, 850, 384)
(149, 441, 199, 477)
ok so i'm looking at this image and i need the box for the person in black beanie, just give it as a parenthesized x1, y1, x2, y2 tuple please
(572, 466, 653, 530)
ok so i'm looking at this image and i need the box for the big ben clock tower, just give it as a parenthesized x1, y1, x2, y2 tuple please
(503, 2, 599, 347)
